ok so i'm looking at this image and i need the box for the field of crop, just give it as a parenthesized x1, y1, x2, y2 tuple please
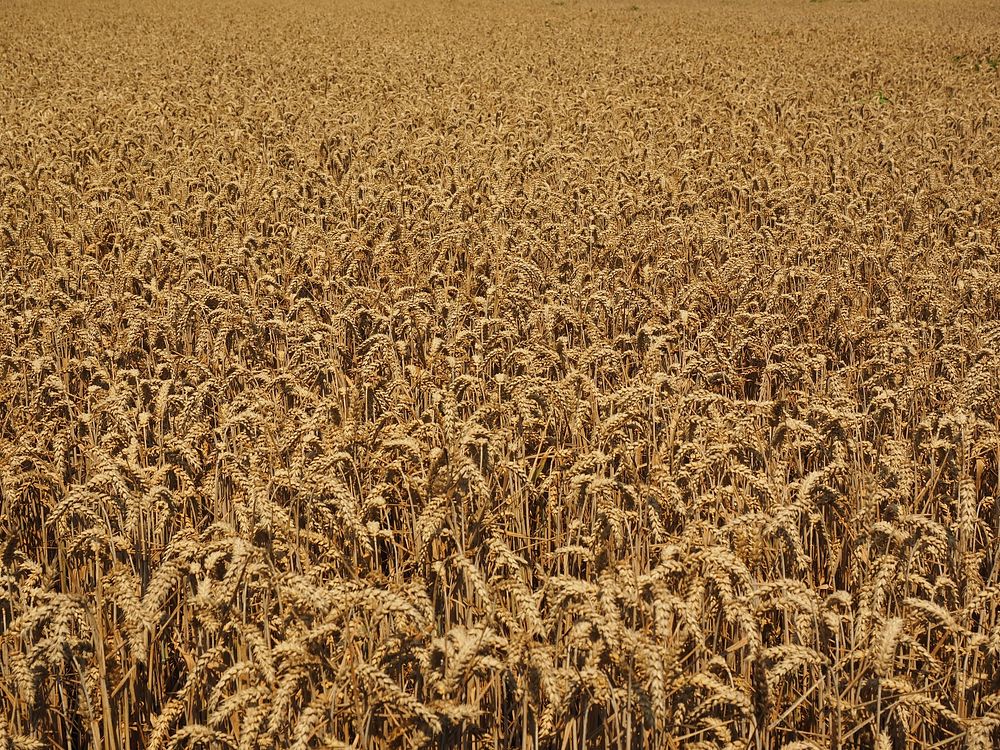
(1, 0, 999, 747)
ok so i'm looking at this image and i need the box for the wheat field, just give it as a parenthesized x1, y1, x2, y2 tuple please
(1, 0, 999, 747)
